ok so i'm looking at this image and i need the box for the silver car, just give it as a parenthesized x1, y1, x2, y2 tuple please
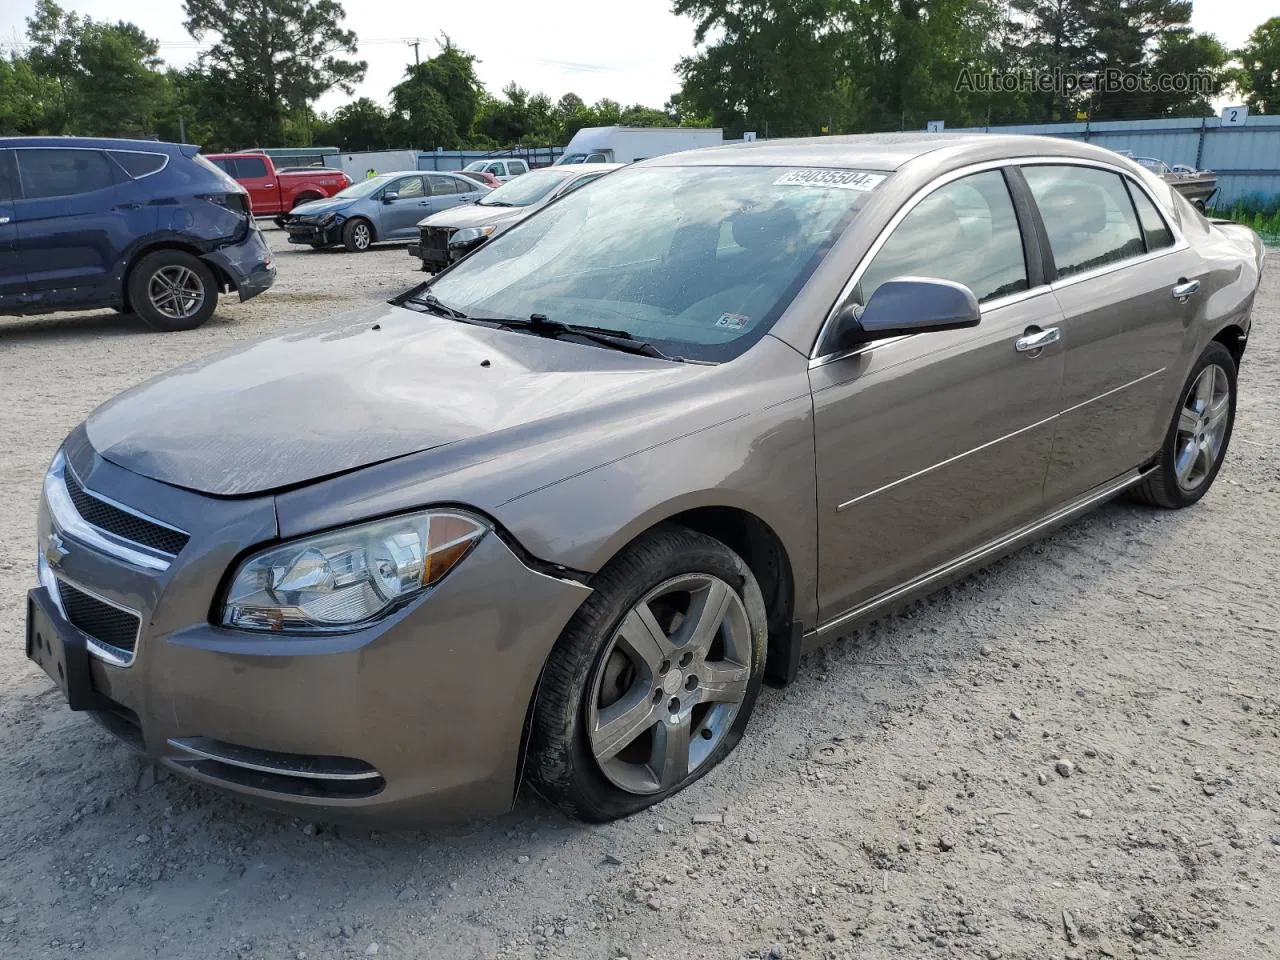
(282, 170, 488, 252)
(410, 164, 622, 271)
(26, 134, 1263, 824)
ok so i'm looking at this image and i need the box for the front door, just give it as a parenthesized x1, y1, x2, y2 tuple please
(811, 168, 1065, 622)
(1019, 163, 1206, 501)
(11, 147, 124, 310)
(230, 155, 279, 215)
(379, 175, 431, 238)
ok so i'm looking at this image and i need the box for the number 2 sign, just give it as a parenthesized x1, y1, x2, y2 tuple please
(1221, 106, 1248, 126)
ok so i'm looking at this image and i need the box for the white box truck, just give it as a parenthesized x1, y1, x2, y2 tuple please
(555, 127, 724, 165)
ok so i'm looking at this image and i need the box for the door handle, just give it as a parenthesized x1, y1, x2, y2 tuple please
(1015, 326, 1061, 354)
(1171, 279, 1200, 302)
(263, 182, 275, 187)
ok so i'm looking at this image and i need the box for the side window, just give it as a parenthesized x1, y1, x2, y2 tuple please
(859, 170, 1028, 304)
(426, 175, 460, 196)
(394, 176, 425, 199)
(1126, 182, 1174, 252)
(234, 156, 269, 178)
(109, 151, 167, 178)
(508, 160, 528, 175)
(486, 162, 506, 176)
(16, 149, 115, 199)
(209, 158, 233, 174)
(586, 153, 608, 163)
(1022, 165, 1145, 278)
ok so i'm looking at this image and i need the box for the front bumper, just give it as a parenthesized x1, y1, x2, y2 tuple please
(28, 430, 592, 823)
(204, 228, 276, 302)
(284, 218, 340, 246)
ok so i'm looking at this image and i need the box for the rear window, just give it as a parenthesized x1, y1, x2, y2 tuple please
(16, 148, 115, 199)
(109, 150, 168, 179)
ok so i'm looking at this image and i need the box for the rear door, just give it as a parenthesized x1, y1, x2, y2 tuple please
(11, 146, 126, 310)
(230, 156, 279, 215)
(379, 175, 430, 238)
(0, 150, 25, 310)
(1020, 163, 1205, 501)
(426, 174, 470, 214)
(810, 167, 1065, 623)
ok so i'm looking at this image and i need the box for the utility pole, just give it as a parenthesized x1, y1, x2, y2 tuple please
(407, 39, 421, 65)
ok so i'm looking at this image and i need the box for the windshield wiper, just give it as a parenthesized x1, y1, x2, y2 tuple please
(480, 200, 516, 207)
(400, 290, 470, 320)
(496, 314, 677, 360)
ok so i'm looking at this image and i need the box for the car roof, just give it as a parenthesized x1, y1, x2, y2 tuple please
(646, 132, 1128, 173)
(0, 135, 182, 152)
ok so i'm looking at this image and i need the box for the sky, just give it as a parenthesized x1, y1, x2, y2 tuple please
(0, 0, 1275, 115)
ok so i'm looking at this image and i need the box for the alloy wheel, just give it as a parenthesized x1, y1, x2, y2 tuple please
(1174, 363, 1230, 492)
(586, 574, 752, 795)
(353, 222, 371, 249)
(147, 265, 205, 320)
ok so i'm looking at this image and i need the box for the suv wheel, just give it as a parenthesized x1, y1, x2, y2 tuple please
(128, 250, 218, 332)
(528, 526, 767, 822)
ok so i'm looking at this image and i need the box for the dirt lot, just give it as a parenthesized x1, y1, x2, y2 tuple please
(1, 236, 1278, 960)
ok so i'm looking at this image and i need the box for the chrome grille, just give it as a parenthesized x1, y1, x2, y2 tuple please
(63, 468, 188, 556)
(58, 580, 141, 659)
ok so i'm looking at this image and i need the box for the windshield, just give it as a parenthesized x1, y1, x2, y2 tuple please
(333, 175, 395, 199)
(478, 169, 574, 207)
(428, 164, 882, 362)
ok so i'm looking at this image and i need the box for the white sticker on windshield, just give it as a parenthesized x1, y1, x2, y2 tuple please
(773, 169, 886, 191)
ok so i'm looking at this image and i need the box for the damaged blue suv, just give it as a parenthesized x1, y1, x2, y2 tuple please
(0, 137, 275, 331)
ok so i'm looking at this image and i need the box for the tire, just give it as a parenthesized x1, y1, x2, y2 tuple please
(1131, 341, 1236, 508)
(342, 218, 373, 252)
(528, 525, 768, 822)
(127, 250, 219, 332)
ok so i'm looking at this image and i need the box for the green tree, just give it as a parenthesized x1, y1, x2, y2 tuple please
(322, 97, 396, 149)
(390, 39, 483, 148)
(0, 54, 59, 134)
(1238, 17, 1280, 113)
(183, 0, 365, 147)
(23, 0, 172, 136)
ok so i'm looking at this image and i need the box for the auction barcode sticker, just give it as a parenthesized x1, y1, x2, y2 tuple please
(774, 169, 887, 191)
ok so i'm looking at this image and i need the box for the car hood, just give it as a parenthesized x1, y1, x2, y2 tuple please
(289, 196, 354, 218)
(85, 304, 705, 497)
(417, 203, 527, 230)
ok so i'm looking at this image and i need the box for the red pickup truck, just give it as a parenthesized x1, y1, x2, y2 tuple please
(204, 152, 351, 222)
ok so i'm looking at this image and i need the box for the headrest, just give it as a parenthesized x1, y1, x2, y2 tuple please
(730, 205, 800, 251)
(1040, 184, 1108, 236)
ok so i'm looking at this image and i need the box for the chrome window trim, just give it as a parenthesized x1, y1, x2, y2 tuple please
(54, 575, 141, 668)
(44, 452, 175, 572)
(106, 148, 171, 180)
(809, 154, 1191, 362)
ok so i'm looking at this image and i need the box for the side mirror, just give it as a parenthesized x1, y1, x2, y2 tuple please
(831, 277, 980, 351)
(381, 192, 399, 203)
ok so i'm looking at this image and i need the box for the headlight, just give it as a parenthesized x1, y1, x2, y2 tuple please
(449, 225, 496, 247)
(221, 510, 488, 633)
(318, 211, 338, 226)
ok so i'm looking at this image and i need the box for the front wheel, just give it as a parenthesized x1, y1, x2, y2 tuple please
(342, 218, 373, 252)
(528, 526, 767, 822)
(1131, 341, 1236, 508)
(127, 250, 218, 332)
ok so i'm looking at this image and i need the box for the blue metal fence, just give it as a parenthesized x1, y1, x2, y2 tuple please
(948, 115, 1280, 207)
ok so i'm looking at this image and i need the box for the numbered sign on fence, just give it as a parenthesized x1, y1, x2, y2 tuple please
(1221, 106, 1248, 126)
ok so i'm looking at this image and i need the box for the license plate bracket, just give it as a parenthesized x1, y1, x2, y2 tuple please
(26, 590, 113, 712)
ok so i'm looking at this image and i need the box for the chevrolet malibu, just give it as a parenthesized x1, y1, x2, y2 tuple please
(27, 134, 1264, 823)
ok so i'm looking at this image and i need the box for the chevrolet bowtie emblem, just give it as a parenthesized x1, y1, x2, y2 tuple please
(44, 532, 69, 567)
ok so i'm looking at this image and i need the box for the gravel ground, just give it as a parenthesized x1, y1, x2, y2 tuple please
(1, 236, 1278, 960)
